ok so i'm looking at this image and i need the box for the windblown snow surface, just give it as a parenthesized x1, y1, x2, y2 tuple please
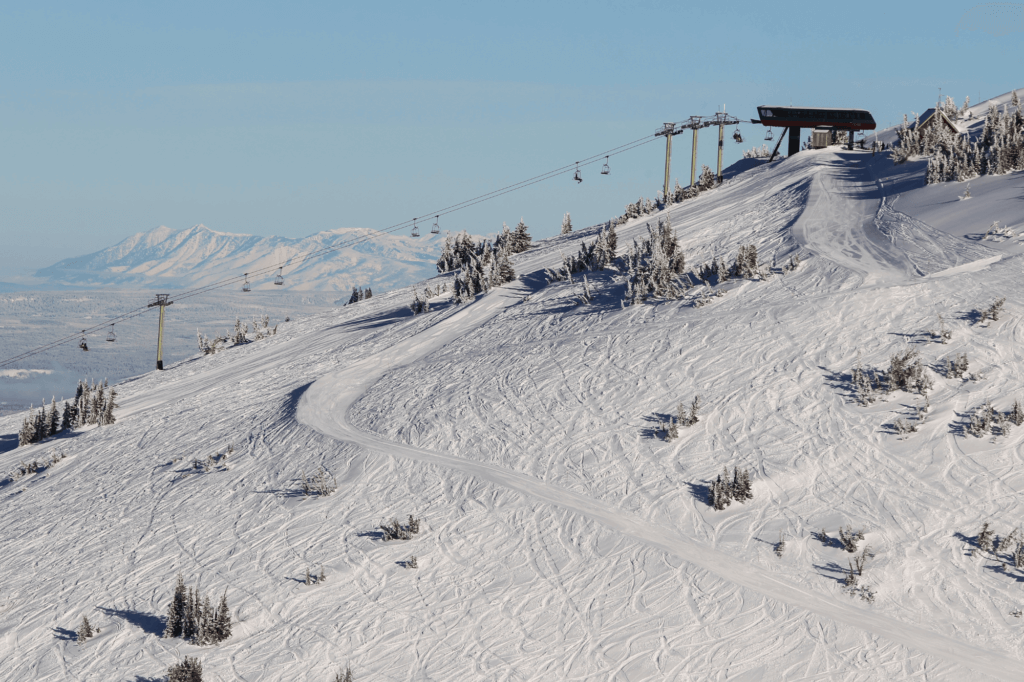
(4, 136, 1024, 680)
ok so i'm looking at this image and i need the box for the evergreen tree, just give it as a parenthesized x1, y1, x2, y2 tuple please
(365, 288, 372, 298)
(61, 400, 74, 432)
(76, 616, 94, 643)
(34, 403, 46, 441)
(165, 573, 188, 638)
(18, 417, 33, 447)
(181, 587, 198, 642)
(102, 389, 118, 426)
(168, 656, 203, 682)
(561, 212, 573, 235)
(511, 219, 532, 253)
(436, 233, 457, 273)
(213, 590, 231, 643)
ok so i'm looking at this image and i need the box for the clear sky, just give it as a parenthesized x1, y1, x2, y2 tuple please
(1, 1, 1021, 280)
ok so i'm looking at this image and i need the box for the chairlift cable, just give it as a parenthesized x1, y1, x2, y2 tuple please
(0, 133, 658, 369)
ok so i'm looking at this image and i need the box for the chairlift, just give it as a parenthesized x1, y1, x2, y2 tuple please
(601, 156, 610, 175)
(573, 162, 582, 184)
(732, 126, 743, 144)
(79, 332, 89, 351)
(274, 267, 284, 286)
(764, 128, 774, 141)
(242, 273, 251, 292)
(106, 324, 116, 342)
(431, 216, 440, 234)
(411, 219, 420, 238)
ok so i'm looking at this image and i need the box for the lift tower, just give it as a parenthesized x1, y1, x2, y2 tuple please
(148, 294, 173, 370)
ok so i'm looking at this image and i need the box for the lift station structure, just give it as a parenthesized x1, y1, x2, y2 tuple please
(751, 106, 876, 160)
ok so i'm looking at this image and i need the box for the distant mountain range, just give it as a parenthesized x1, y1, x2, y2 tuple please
(32, 224, 475, 292)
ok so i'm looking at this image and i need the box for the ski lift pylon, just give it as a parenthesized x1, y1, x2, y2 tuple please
(242, 273, 251, 292)
(274, 267, 284, 286)
(106, 324, 116, 342)
(601, 156, 610, 175)
(411, 219, 420, 238)
(573, 162, 582, 184)
(79, 331, 89, 351)
(431, 216, 440, 234)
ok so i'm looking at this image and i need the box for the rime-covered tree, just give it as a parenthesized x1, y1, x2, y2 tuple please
(561, 212, 573, 235)
(168, 656, 203, 682)
(164, 573, 187, 638)
(213, 590, 232, 643)
(76, 616, 94, 643)
(510, 219, 532, 253)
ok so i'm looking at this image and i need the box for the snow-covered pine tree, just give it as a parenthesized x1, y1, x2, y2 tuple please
(561, 212, 573, 235)
(164, 573, 187, 638)
(198, 595, 215, 645)
(18, 416, 33, 447)
(48, 397, 60, 436)
(492, 244, 515, 286)
(333, 666, 354, 682)
(1009, 400, 1024, 426)
(511, 219, 532, 253)
(710, 470, 732, 510)
(365, 287, 372, 298)
(213, 590, 231, 643)
(76, 616, 94, 643)
(436, 233, 457, 273)
(348, 286, 361, 304)
(182, 587, 198, 642)
(34, 403, 46, 441)
(978, 522, 994, 553)
(168, 656, 203, 682)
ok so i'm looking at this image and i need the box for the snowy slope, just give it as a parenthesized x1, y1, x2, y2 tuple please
(32, 224, 482, 292)
(4, 114, 1024, 681)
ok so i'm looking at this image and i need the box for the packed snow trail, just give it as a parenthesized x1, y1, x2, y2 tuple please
(297, 282, 1023, 679)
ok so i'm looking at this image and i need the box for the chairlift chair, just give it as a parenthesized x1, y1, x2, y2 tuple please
(242, 273, 251, 292)
(764, 128, 774, 141)
(733, 127, 743, 144)
(431, 216, 440, 234)
(411, 219, 420, 238)
(274, 267, 284, 286)
(573, 162, 582, 184)
(79, 332, 89, 351)
(106, 324, 116, 342)
(601, 156, 610, 175)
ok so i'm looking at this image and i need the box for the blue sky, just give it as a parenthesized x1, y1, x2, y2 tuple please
(1, 1, 1021, 279)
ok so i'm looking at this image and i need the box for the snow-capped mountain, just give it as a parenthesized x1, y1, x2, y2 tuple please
(34, 224, 477, 292)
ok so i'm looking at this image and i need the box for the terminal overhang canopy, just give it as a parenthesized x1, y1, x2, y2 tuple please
(752, 106, 876, 130)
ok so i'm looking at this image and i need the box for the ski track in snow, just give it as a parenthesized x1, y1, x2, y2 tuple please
(2, 148, 1024, 680)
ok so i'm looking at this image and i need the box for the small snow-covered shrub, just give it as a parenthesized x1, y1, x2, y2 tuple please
(680, 396, 702, 427)
(301, 467, 337, 497)
(929, 314, 952, 344)
(977, 522, 995, 553)
(774, 533, 786, 558)
(966, 401, 998, 437)
(168, 656, 203, 682)
(708, 466, 753, 510)
(380, 515, 421, 541)
(976, 297, 1007, 324)
(838, 525, 865, 553)
(943, 352, 969, 379)
(333, 667, 354, 682)
(76, 616, 95, 644)
(887, 349, 932, 394)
